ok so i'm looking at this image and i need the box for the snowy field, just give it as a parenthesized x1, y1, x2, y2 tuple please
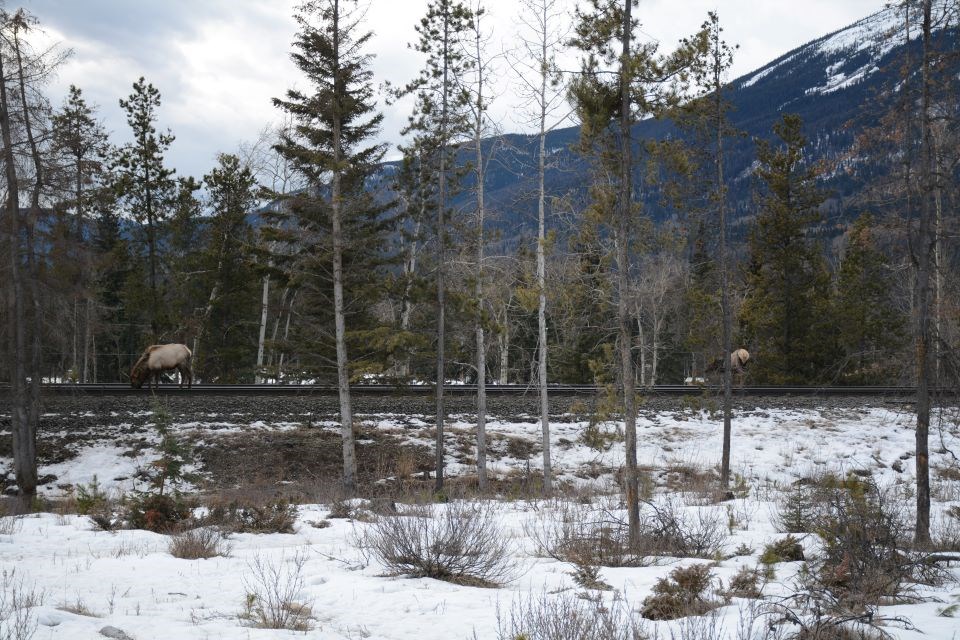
(2, 401, 960, 639)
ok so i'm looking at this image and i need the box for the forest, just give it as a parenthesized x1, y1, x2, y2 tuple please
(0, 1, 956, 393)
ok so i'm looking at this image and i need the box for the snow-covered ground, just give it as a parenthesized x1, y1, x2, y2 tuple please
(2, 403, 960, 639)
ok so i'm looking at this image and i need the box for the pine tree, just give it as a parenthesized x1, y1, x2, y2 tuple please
(274, 0, 389, 494)
(740, 114, 834, 384)
(834, 214, 904, 382)
(114, 77, 176, 340)
(400, 0, 474, 492)
(52, 85, 112, 383)
(570, 0, 702, 548)
(193, 154, 260, 381)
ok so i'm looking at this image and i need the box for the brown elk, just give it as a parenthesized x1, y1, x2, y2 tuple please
(706, 348, 750, 379)
(130, 344, 193, 389)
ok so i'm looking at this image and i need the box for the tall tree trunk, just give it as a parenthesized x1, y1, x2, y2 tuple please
(398, 185, 424, 377)
(331, 0, 358, 494)
(536, 20, 552, 493)
(434, 6, 452, 493)
(472, 18, 488, 492)
(498, 320, 509, 384)
(717, 43, 734, 490)
(914, 0, 934, 547)
(618, 0, 640, 548)
(1, 40, 36, 512)
(255, 272, 271, 383)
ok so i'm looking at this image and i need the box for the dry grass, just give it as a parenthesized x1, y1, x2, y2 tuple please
(1, 569, 43, 640)
(168, 527, 232, 559)
(491, 589, 647, 640)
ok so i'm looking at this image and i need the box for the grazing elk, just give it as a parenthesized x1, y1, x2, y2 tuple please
(706, 348, 750, 382)
(130, 344, 193, 389)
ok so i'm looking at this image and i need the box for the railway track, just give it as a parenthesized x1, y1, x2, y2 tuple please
(4, 383, 953, 396)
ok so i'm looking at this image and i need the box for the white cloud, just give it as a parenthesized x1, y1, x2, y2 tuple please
(26, 0, 885, 180)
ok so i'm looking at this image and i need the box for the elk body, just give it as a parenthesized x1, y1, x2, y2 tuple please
(130, 344, 193, 389)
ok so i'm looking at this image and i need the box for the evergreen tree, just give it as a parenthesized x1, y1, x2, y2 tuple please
(190, 156, 260, 381)
(570, 0, 702, 547)
(740, 114, 834, 383)
(274, 0, 390, 493)
(114, 77, 176, 340)
(834, 214, 904, 382)
(400, 0, 474, 492)
(52, 85, 112, 382)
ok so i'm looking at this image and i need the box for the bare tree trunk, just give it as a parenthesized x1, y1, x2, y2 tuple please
(717, 47, 734, 490)
(277, 290, 296, 380)
(433, 6, 454, 494)
(471, 13, 488, 491)
(398, 190, 424, 377)
(498, 321, 509, 384)
(82, 300, 92, 383)
(914, 0, 934, 546)
(618, 0, 640, 548)
(1, 40, 36, 512)
(255, 273, 270, 383)
(536, 31, 551, 494)
(637, 314, 647, 387)
(651, 317, 660, 387)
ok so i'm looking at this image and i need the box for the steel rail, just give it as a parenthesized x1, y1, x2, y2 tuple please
(2, 383, 953, 396)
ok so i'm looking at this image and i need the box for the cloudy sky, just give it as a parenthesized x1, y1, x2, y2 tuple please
(25, 0, 883, 180)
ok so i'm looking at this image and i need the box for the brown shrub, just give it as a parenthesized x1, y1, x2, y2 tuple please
(640, 564, 724, 620)
(169, 527, 232, 559)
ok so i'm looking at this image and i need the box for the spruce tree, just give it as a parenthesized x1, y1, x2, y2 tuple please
(740, 114, 833, 383)
(401, 0, 474, 492)
(114, 77, 176, 340)
(193, 154, 260, 381)
(274, 0, 389, 494)
(52, 85, 111, 382)
(834, 214, 904, 382)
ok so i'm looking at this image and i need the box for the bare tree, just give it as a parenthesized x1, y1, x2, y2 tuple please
(0, 8, 66, 510)
(458, 2, 496, 490)
(509, 0, 571, 495)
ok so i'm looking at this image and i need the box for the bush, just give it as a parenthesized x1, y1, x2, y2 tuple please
(126, 494, 190, 532)
(774, 482, 817, 533)
(240, 550, 313, 631)
(0, 569, 42, 640)
(640, 564, 724, 620)
(526, 500, 637, 568)
(527, 498, 726, 568)
(169, 527, 232, 559)
(807, 478, 931, 606)
(761, 535, 805, 565)
(75, 476, 108, 515)
(202, 499, 298, 534)
(492, 589, 647, 640)
(364, 501, 514, 586)
(726, 565, 764, 599)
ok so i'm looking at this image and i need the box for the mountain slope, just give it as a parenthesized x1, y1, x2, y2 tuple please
(445, 3, 957, 244)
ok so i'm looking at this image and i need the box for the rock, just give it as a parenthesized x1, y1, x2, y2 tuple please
(891, 460, 904, 473)
(100, 626, 134, 640)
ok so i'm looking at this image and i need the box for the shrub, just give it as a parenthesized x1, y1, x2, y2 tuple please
(240, 550, 313, 631)
(492, 589, 646, 640)
(808, 478, 932, 606)
(640, 564, 724, 620)
(774, 482, 817, 533)
(202, 499, 298, 534)
(726, 565, 764, 599)
(126, 494, 190, 532)
(0, 569, 42, 640)
(169, 527, 232, 559)
(638, 498, 727, 559)
(75, 476, 108, 515)
(761, 535, 805, 565)
(364, 501, 514, 586)
(526, 500, 637, 568)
